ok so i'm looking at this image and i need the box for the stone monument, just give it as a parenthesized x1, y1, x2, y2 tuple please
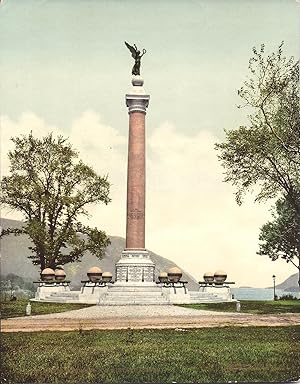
(115, 42, 155, 285)
(32, 43, 236, 305)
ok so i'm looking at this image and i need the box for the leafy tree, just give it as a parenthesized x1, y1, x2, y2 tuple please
(1, 133, 111, 271)
(257, 198, 300, 291)
(215, 43, 300, 214)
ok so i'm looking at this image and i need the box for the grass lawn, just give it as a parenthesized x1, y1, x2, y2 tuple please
(1, 326, 300, 383)
(0, 299, 94, 319)
(177, 300, 300, 314)
(2, 300, 299, 320)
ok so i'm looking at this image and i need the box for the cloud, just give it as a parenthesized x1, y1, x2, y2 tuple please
(1, 111, 128, 236)
(146, 121, 295, 286)
(1, 112, 295, 287)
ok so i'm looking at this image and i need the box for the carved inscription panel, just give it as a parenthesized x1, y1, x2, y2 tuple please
(116, 265, 155, 282)
(128, 208, 144, 220)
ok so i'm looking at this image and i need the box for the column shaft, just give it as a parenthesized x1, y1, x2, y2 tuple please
(126, 111, 146, 249)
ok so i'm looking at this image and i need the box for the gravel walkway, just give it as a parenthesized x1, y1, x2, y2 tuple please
(2, 305, 300, 332)
(25, 305, 239, 319)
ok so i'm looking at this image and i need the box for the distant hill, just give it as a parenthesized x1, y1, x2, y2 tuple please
(271, 273, 299, 292)
(1, 218, 199, 290)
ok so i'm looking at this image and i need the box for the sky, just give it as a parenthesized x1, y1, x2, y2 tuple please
(0, 0, 299, 287)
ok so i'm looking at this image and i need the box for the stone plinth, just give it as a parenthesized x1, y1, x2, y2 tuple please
(115, 250, 155, 284)
(34, 283, 71, 301)
(199, 285, 233, 301)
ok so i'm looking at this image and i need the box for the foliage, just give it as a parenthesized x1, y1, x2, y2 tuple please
(178, 300, 300, 314)
(258, 198, 300, 288)
(1, 273, 35, 292)
(0, 298, 94, 319)
(2, 327, 300, 383)
(0, 273, 35, 301)
(0, 133, 111, 271)
(278, 294, 298, 301)
(215, 43, 300, 213)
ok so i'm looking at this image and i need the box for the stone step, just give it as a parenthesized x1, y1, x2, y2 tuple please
(99, 290, 169, 305)
(37, 297, 80, 303)
(189, 296, 229, 303)
(108, 286, 162, 293)
(189, 294, 220, 299)
(98, 301, 170, 306)
(100, 301, 168, 305)
(100, 296, 167, 302)
(188, 291, 229, 303)
(100, 295, 167, 301)
(49, 292, 79, 297)
(101, 291, 163, 297)
(189, 298, 225, 303)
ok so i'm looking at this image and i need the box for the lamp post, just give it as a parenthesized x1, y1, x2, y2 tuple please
(272, 275, 276, 300)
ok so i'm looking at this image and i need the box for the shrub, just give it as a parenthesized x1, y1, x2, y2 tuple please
(278, 294, 298, 301)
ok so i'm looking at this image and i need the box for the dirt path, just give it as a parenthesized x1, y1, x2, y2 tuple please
(2, 313, 300, 332)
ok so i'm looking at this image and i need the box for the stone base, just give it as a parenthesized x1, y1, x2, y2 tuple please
(161, 283, 191, 304)
(98, 283, 169, 305)
(115, 249, 155, 283)
(199, 285, 234, 301)
(32, 286, 235, 305)
(34, 284, 71, 301)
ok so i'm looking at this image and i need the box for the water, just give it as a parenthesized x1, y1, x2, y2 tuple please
(232, 287, 299, 301)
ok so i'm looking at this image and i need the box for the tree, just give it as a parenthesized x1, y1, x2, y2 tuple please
(215, 43, 300, 214)
(1, 133, 111, 271)
(257, 198, 300, 291)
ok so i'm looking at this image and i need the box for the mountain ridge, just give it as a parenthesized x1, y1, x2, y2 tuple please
(1, 218, 199, 290)
(266, 273, 299, 292)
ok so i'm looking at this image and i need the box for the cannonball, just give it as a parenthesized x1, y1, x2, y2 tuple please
(167, 267, 182, 283)
(55, 269, 66, 281)
(203, 272, 214, 283)
(102, 272, 113, 283)
(158, 272, 168, 283)
(41, 268, 55, 281)
(214, 270, 227, 284)
(87, 266, 103, 282)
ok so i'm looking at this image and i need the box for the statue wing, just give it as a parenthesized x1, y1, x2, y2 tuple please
(125, 41, 137, 58)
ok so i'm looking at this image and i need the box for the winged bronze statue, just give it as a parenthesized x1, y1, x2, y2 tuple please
(125, 41, 147, 76)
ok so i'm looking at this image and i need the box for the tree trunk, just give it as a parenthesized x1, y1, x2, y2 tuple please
(40, 256, 46, 271)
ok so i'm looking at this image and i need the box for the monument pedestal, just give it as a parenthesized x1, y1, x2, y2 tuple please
(115, 250, 155, 284)
(199, 285, 233, 301)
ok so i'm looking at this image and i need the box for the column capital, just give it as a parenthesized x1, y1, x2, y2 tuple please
(125, 75, 150, 114)
(126, 94, 150, 114)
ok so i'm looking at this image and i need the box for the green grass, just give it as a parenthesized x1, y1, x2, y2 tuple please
(177, 300, 300, 314)
(2, 300, 299, 319)
(1, 327, 300, 383)
(1, 299, 94, 319)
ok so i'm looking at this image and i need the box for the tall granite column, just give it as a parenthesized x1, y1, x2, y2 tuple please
(125, 79, 148, 249)
(115, 76, 155, 284)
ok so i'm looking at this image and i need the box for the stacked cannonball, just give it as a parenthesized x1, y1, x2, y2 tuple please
(40, 266, 66, 282)
(87, 267, 113, 283)
(158, 267, 183, 283)
(158, 271, 168, 283)
(41, 268, 55, 281)
(203, 270, 227, 285)
(203, 271, 214, 284)
(54, 265, 66, 281)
